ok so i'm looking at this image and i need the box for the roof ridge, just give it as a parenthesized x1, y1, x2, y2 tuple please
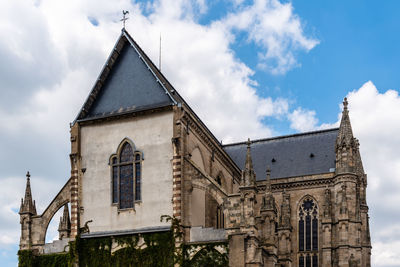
(223, 128, 339, 147)
(74, 29, 179, 123)
(73, 30, 125, 123)
(121, 30, 177, 105)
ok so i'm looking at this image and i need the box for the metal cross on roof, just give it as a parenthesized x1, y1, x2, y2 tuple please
(120, 10, 129, 29)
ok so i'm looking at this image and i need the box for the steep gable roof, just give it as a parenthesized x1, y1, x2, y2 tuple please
(76, 29, 177, 121)
(223, 128, 339, 180)
(74, 29, 241, 176)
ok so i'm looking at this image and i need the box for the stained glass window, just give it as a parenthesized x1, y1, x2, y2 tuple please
(120, 164, 134, 209)
(312, 254, 318, 267)
(299, 255, 304, 267)
(306, 254, 311, 267)
(112, 166, 118, 204)
(306, 214, 311, 251)
(110, 141, 143, 209)
(298, 197, 319, 266)
(312, 217, 318, 251)
(299, 218, 304, 251)
(120, 143, 134, 162)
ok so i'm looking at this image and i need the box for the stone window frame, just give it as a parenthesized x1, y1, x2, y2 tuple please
(109, 138, 144, 211)
(298, 195, 319, 267)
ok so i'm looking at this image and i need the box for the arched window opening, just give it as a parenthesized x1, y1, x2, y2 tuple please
(298, 197, 319, 267)
(110, 140, 143, 209)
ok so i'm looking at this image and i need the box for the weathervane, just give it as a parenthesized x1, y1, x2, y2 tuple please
(121, 10, 129, 29)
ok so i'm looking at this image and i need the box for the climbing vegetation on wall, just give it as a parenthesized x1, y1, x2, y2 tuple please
(18, 248, 72, 267)
(182, 242, 229, 267)
(18, 215, 228, 267)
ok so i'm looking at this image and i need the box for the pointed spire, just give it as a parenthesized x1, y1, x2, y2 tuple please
(336, 97, 354, 147)
(19, 171, 37, 215)
(242, 138, 256, 186)
(58, 204, 71, 240)
(336, 97, 358, 173)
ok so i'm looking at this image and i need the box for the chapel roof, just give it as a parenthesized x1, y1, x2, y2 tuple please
(75, 29, 340, 181)
(75, 29, 180, 121)
(223, 128, 339, 180)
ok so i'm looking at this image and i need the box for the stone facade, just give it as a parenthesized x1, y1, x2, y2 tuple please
(18, 29, 371, 266)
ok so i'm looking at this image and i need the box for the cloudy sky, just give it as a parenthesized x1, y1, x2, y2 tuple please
(1, 0, 400, 266)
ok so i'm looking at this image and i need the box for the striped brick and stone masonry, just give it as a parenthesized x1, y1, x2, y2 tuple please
(172, 155, 182, 220)
(69, 155, 79, 238)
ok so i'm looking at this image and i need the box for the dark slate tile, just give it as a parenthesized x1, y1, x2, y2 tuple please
(86, 43, 173, 118)
(223, 129, 338, 180)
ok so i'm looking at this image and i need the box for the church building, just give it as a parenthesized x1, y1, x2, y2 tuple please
(18, 29, 371, 266)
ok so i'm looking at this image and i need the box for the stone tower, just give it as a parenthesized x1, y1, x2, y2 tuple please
(58, 204, 71, 240)
(19, 171, 37, 250)
(240, 139, 263, 266)
(331, 98, 371, 267)
(259, 167, 278, 266)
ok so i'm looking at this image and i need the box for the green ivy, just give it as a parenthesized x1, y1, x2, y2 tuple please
(18, 249, 72, 267)
(77, 232, 174, 267)
(18, 250, 34, 267)
(18, 215, 228, 267)
(182, 242, 229, 267)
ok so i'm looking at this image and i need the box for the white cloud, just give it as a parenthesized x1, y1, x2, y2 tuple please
(372, 241, 400, 267)
(221, 0, 319, 74)
(0, 0, 318, 263)
(343, 82, 400, 266)
(287, 81, 400, 266)
(0, 0, 398, 265)
(288, 107, 318, 132)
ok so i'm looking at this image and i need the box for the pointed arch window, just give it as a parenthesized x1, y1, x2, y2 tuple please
(298, 197, 319, 267)
(110, 140, 143, 209)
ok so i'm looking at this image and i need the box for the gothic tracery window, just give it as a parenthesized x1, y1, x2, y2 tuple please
(298, 197, 319, 267)
(110, 140, 143, 209)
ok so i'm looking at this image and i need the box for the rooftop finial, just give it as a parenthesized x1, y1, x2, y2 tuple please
(343, 97, 348, 111)
(121, 10, 129, 29)
(242, 138, 256, 186)
(19, 171, 37, 215)
(337, 97, 353, 144)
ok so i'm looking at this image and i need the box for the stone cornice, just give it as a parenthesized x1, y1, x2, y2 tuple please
(257, 176, 334, 191)
(77, 105, 173, 126)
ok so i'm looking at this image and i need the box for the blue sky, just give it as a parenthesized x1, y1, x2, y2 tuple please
(0, 0, 400, 266)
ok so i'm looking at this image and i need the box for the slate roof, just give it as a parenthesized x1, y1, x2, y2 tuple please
(74, 29, 241, 173)
(86, 44, 173, 118)
(223, 128, 339, 180)
(76, 29, 178, 121)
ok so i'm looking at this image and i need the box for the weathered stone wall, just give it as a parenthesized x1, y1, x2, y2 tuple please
(172, 107, 241, 242)
(224, 168, 370, 267)
(79, 111, 174, 233)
